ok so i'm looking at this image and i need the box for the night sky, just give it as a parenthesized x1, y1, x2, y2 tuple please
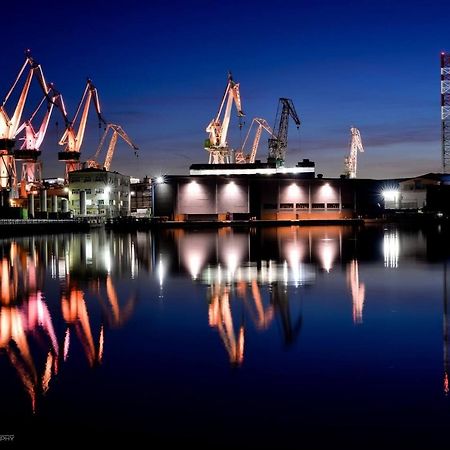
(2, 0, 450, 180)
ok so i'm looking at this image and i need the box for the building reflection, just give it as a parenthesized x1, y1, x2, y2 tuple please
(169, 226, 357, 366)
(0, 231, 143, 411)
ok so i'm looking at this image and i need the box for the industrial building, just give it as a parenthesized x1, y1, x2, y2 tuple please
(153, 167, 386, 221)
(68, 168, 131, 218)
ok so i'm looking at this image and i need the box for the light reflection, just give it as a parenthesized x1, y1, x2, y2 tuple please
(384, 230, 399, 268)
(347, 260, 365, 324)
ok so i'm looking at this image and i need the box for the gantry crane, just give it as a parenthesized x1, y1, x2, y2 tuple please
(84, 123, 138, 171)
(344, 127, 364, 179)
(205, 72, 244, 164)
(58, 79, 106, 181)
(268, 98, 301, 166)
(15, 85, 66, 197)
(235, 118, 276, 164)
(0, 50, 50, 194)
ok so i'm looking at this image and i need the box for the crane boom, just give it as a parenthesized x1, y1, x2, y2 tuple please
(205, 72, 244, 164)
(58, 79, 107, 181)
(0, 50, 50, 193)
(235, 118, 276, 164)
(85, 123, 138, 171)
(268, 98, 301, 166)
(344, 127, 364, 179)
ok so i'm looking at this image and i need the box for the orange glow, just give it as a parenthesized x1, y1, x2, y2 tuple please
(445, 372, 449, 395)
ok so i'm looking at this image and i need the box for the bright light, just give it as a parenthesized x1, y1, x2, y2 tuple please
(63, 187, 69, 193)
(382, 190, 399, 202)
(321, 183, 333, 197)
(105, 186, 111, 195)
(155, 176, 164, 184)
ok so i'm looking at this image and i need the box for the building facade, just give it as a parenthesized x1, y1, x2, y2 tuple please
(153, 174, 386, 221)
(68, 168, 130, 218)
(130, 176, 152, 217)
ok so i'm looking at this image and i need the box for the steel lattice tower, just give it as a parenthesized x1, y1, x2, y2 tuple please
(441, 52, 450, 173)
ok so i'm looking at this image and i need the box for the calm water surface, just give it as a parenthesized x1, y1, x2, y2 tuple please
(1, 224, 450, 445)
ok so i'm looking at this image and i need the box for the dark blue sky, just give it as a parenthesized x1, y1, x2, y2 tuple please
(2, 0, 450, 179)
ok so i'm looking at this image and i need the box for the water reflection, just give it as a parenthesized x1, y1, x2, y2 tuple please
(0, 231, 144, 412)
(168, 227, 351, 365)
(1, 224, 450, 442)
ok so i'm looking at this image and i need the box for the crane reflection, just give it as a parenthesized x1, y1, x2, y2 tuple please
(0, 231, 141, 411)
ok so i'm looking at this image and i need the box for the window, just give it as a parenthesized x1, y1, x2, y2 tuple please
(71, 189, 79, 194)
(83, 177, 91, 182)
(71, 176, 80, 182)
(327, 203, 339, 209)
(95, 176, 104, 182)
(312, 203, 325, 209)
(263, 203, 277, 209)
(85, 189, 91, 195)
(296, 203, 309, 209)
(95, 189, 104, 194)
(109, 200, 114, 205)
(98, 200, 104, 205)
(280, 203, 294, 209)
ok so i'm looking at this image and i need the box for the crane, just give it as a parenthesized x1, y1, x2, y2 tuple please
(58, 79, 106, 181)
(344, 127, 364, 179)
(84, 123, 138, 171)
(15, 85, 66, 197)
(205, 72, 244, 164)
(0, 50, 49, 194)
(235, 118, 276, 164)
(268, 98, 301, 166)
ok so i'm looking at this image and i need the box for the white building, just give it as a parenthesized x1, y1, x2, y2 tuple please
(68, 168, 131, 218)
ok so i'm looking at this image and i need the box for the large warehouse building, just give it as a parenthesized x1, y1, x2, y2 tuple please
(153, 163, 387, 221)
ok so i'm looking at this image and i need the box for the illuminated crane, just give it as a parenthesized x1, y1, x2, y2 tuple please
(58, 79, 106, 181)
(84, 123, 138, 171)
(205, 72, 244, 164)
(0, 50, 49, 194)
(344, 127, 364, 179)
(15, 85, 66, 196)
(268, 98, 301, 166)
(235, 118, 276, 164)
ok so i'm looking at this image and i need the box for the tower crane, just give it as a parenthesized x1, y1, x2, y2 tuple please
(0, 50, 50, 194)
(84, 123, 138, 171)
(268, 98, 301, 167)
(344, 127, 364, 179)
(235, 118, 276, 164)
(15, 85, 66, 197)
(205, 72, 244, 164)
(58, 79, 106, 181)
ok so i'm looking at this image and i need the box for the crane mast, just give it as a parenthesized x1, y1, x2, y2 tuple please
(344, 127, 364, 179)
(205, 72, 244, 164)
(0, 50, 49, 194)
(235, 118, 275, 164)
(268, 98, 301, 166)
(58, 79, 106, 181)
(84, 123, 138, 171)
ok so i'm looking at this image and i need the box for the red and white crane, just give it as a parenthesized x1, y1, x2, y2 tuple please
(15, 85, 66, 196)
(58, 79, 106, 181)
(205, 72, 244, 164)
(0, 50, 49, 194)
(84, 123, 138, 171)
(344, 127, 364, 179)
(235, 118, 275, 164)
